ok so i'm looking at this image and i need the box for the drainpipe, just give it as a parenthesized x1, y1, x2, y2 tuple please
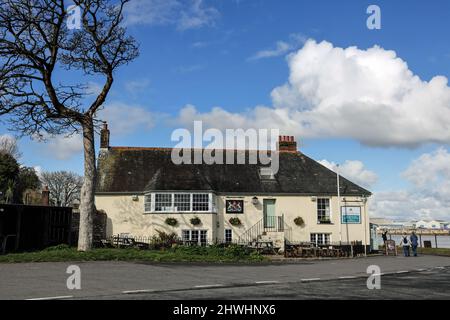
(337, 165, 342, 244)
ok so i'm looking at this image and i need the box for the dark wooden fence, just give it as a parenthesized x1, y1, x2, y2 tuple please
(0, 204, 72, 254)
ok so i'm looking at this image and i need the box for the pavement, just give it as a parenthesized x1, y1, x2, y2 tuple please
(0, 255, 449, 300)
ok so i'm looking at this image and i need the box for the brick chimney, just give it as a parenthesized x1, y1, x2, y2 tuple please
(41, 186, 50, 206)
(277, 135, 298, 153)
(100, 121, 110, 150)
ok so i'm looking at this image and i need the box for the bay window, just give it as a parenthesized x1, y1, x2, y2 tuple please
(144, 192, 214, 213)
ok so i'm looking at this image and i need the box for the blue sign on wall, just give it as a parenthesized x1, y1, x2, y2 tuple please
(341, 206, 361, 224)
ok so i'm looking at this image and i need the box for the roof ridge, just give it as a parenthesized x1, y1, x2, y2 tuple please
(110, 146, 293, 153)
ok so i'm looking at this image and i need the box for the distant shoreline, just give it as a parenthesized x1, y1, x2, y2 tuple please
(376, 229, 450, 236)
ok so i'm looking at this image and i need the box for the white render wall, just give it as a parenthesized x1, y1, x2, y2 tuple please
(95, 194, 370, 245)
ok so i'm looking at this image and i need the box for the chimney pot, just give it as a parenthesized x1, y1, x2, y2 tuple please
(42, 186, 50, 206)
(276, 135, 298, 153)
(100, 121, 110, 149)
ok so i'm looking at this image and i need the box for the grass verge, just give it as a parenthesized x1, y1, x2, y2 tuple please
(417, 247, 450, 256)
(0, 244, 267, 263)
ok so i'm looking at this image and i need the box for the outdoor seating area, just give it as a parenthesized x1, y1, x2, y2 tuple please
(284, 242, 363, 258)
(248, 240, 280, 255)
(101, 235, 150, 249)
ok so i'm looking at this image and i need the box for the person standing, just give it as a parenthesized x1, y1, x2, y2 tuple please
(401, 234, 411, 257)
(382, 230, 388, 243)
(410, 231, 419, 257)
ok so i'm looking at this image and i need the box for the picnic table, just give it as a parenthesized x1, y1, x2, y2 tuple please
(250, 240, 280, 255)
(285, 243, 345, 258)
(106, 236, 149, 249)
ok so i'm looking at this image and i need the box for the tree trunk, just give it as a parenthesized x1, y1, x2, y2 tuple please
(77, 119, 96, 251)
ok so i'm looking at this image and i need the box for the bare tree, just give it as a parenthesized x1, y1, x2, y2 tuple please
(40, 170, 82, 207)
(0, 135, 22, 159)
(0, 0, 139, 250)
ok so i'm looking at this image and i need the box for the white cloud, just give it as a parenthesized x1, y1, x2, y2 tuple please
(177, 0, 219, 31)
(191, 41, 209, 48)
(370, 148, 450, 221)
(85, 82, 103, 96)
(401, 147, 450, 189)
(123, 0, 219, 31)
(318, 159, 378, 189)
(98, 102, 155, 135)
(125, 79, 150, 95)
(177, 39, 450, 148)
(43, 134, 83, 160)
(248, 33, 306, 61)
(33, 166, 43, 178)
(174, 64, 205, 74)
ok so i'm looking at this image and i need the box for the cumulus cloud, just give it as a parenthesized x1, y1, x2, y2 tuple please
(370, 148, 450, 221)
(248, 33, 307, 61)
(177, 39, 450, 148)
(125, 79, 150, 95)
(123, 0, 219, 31)
(42, 134, 83, 160)
(318, 159, 378, 189)
(85, 82, 103, 96)
(98, 102, 156, 135)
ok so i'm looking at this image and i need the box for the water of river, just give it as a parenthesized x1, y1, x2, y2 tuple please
(374, 234, 450, 248)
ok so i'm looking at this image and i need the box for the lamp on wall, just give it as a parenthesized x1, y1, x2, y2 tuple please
(132, 195, 139, 201)
(252, 196, 259, 205)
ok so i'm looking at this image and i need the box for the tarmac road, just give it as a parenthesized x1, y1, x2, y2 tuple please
(0, 255, 449, 300)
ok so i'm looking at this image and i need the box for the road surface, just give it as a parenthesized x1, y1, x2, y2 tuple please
(0, 255, 449, 300)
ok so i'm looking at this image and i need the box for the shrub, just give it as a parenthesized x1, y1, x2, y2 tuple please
(229, 217, 242, 226)
(224, 244, 251, 258)
(294, 216, 305, 226)
(165, 217, 178, 226)
(150, 230, 180, 250)
(190, 216, 201, 226)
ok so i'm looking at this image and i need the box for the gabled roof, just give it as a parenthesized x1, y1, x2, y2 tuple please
(96, 147, 371, 196)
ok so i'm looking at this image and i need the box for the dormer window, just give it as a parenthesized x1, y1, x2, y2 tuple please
(259, 167, 275, 180)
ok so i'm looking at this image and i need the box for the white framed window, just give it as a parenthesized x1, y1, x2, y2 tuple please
(144, 194, 152, 212)
(182, 230, 208, 246)
(225, 229, 232, 244)
(317, 198, 331, 223)
(174, 193, 190, 211)
(144, 192, 214, 213)
(200, 230, 207, 245)
(193, 193, 209, 211)
(310, 233, 331, 246)
(191, 230, 199, 243)
(155, 193, 172, 212)
(182, 230, 190, 242)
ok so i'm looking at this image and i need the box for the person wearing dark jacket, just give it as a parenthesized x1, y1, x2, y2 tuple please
(410, 231, 419, 257)
(382, 230, 388, 243)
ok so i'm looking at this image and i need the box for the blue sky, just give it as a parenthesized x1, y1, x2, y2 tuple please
(2, 0, 450, 220)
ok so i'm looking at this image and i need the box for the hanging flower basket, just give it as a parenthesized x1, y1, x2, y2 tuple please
(165, 217, 178, 227)
(190, 216, 201, 226)
(294, 216, 305, 227)
(229, 217, 242, 226)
